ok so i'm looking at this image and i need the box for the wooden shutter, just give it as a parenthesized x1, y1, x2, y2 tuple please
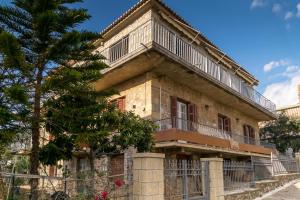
(243, 125, 248, 143)
(224, 117, 231, 132)
(250, 126, 255, 139)
(218, 115, 223, 130)
(117, 97, 125, 112)
(188, 103, 197, 131)
(49, 166, 55, 176)
(243, 125, 248, 137)
(110, 154, 124, 181)
(170, 96, 177, 128)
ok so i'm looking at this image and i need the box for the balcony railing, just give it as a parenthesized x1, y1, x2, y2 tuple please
(99, 19, 276, 112)
(155, 117, 266, 147)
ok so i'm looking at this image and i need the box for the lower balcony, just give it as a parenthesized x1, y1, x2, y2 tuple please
(153, 118, 273, 156)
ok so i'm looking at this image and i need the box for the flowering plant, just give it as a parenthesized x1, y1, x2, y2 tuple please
(94, 178, 125, 200)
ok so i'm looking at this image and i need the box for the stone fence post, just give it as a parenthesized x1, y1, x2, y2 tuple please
(295, 152, 300, 170)
(132, 153, 165, 200)
(201, 158, 224, 200)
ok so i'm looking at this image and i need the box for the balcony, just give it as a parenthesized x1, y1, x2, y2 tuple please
(154, 117, 273, 156)
(99, 18, 276, 114)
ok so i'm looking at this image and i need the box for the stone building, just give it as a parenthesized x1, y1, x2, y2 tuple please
(91, 0, 277, 162)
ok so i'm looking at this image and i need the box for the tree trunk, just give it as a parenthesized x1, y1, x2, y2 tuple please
(89, 148, 95, 197)
(29, 67, 43, 200)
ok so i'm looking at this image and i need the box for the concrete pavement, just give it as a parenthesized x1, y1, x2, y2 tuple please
(259, 180, 300, 200)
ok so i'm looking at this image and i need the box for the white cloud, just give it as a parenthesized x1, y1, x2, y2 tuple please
(286, 65, 299, 73)
(263, 60, 289, 72)
(284, 11, 293, 20)
(263, 60, 300, 108)
(251, 0, 266, 9)
(297, 3, 300, 17)
(263, 75, 300, 108)
(272, 3, 281, 13)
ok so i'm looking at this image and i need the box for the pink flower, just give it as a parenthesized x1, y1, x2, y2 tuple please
(100, 191, 108, 200)
(114, 179, 124, 187)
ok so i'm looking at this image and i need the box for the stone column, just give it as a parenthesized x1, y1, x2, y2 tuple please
(132, 153, 165, 200)
(201, 158, 224, 200)
(295, 152, 300, 171)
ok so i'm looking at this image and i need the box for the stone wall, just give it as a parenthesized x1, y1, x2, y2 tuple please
(224, 173, 300, 200)
(152, 75, 260, 137)
(109, 71, 262, 140)
(110, 73, 152, 118)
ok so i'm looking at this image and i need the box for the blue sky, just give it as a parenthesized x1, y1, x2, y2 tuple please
(2, 0, 300, 108)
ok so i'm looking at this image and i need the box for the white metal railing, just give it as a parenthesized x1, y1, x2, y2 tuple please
(99, 19, 276, 112)
(152, 20, 276, 112)
(155, 118, 267, 146)
(100, 20, 152, 65)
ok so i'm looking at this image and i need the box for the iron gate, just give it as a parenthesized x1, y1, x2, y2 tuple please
(164, 160, 209, 200)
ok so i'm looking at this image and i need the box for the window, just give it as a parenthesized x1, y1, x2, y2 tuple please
(112, 97, 126, 112)
(218, 114, 231, 133)
(110, 154, 124, 181)
(78, 158, 90, 172)
(48, 166, 56, 177)
(243, 125, 255, 145)
(109, 35, 129, 62)
(170, 96, 197, 131)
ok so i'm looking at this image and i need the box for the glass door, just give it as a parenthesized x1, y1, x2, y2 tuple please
(177, 101, 188, 130)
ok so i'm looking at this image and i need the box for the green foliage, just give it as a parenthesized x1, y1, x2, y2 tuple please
(0, 3, 155, 196)
(260, 113, 300, 153)
(40, 85, 156, 165)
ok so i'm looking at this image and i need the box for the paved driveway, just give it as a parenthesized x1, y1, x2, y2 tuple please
(262, 181, 300, 200)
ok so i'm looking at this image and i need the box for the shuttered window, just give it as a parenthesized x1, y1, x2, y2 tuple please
(110, 154, 124, 181)
(243, 125, 255, 144)
(112, 97, 126, 112)
(170, 96, 198, 131)
(218, 114, 231, 132)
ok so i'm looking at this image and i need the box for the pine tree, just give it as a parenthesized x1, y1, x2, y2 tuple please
(0, 1, 155, 199)
(0, 0, 102, 197)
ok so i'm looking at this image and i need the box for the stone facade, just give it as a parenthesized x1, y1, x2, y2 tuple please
(110, 73, 152, 118)
(151, 75, 260, 137)
(109, 72, 260, 142)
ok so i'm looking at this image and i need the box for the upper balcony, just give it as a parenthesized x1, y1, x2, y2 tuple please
(98, 18, 276, 117)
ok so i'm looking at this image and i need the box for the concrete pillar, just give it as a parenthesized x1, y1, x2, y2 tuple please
(133, 153, 165, 200)
(201, 158, 224, 200)
(295, 153, 300, 170)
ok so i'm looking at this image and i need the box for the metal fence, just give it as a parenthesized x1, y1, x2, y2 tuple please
(252, 157, 273, 181)
(164, 160, 209, 200)
(0, 156, 133, 200)
(272, 154, 300, 175)
(223, 160, 254, 192)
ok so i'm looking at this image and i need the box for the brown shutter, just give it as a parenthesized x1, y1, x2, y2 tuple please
(117, 97, 125, 112)
(218, 115, 223, 130)
(188, 103, 197, 131)
(243, 125, 248, 143)
(49, 166, 55, 176)
(170, 96, 177, 128)
(243, 125, 248, 137)
(250, 127, 255, 139)
(110, 154, 124, 181)
(224, 117, 231, 132)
